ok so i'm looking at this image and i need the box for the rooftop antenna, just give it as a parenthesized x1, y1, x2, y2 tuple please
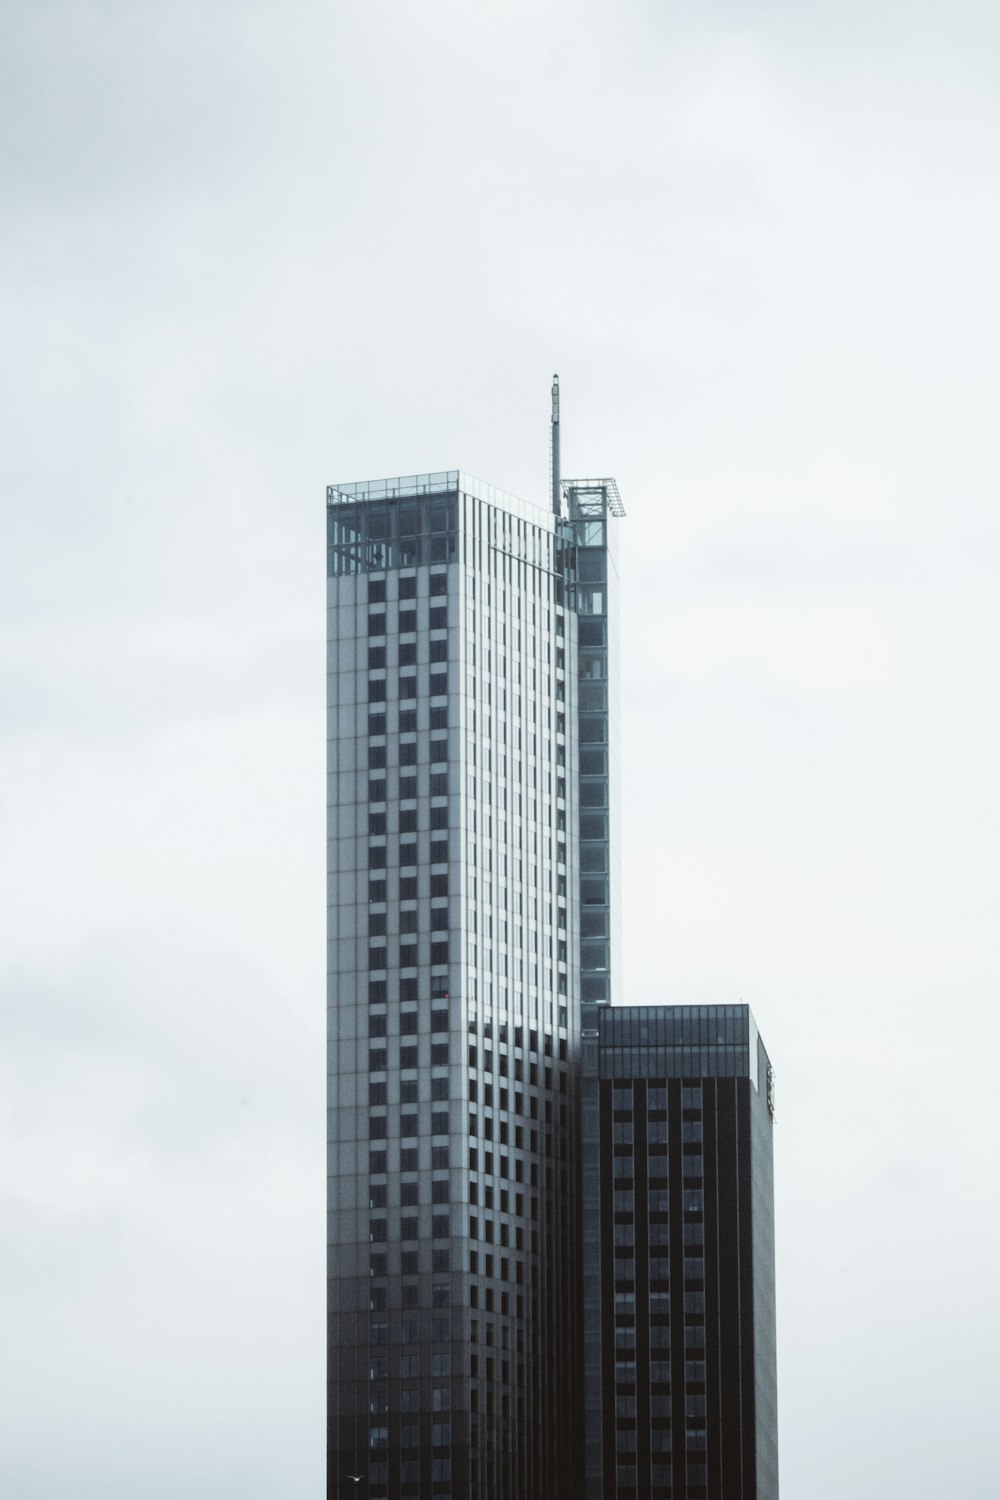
(550, 373, 561, 518)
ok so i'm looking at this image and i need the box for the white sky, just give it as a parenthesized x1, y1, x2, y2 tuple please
(2, 2, 998, 1495)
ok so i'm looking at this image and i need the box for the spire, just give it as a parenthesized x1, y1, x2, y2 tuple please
(551, 374, 561, 518)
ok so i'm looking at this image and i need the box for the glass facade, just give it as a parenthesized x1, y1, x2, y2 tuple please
(327, 472, 621, 1499)
(580, 1005, 778, 1500)
(327, 463, 777, 1500)
(557, 481, 623, 1008)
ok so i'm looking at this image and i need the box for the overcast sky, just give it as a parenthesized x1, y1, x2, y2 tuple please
(2, 1, 999, 1496)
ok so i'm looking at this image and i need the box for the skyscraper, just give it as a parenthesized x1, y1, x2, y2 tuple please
(326, 388, 777, 1499)
(580, 1004, 778, 1499)
(327, 411, 624, 1497)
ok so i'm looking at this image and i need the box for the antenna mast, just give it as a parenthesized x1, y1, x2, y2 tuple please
(550, 373, 561, 518)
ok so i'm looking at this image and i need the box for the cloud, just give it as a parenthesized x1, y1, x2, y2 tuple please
(2, 1, 1000, 1495)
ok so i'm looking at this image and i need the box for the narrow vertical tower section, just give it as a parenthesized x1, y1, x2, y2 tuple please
(560, 475, 625, 1010)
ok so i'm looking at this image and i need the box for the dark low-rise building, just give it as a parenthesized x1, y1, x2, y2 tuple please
(581, 1003, 778, 1500)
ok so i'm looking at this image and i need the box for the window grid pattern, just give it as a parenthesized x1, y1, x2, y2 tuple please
(580, 1006, 777, 1500)
(328, 479, 589, 1500)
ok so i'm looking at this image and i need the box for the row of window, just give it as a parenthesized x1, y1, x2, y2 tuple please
(612, 1121, 703, 1143)
(367, 1352, 451, 1378)
(369, 634, 449, 670)
(369, 1110, 449, 1140)
(611, 1190, 705, 1213)
(369, 736, 449, 769)
(614, 1225, 706, 1248)
(368, 838, 448, 868)
(368, 940, 451, 967)
(368, 569, 450, 604)
(370, 1145, 449, 1175)
(369, 902, 448, 932)
(368, 1320, 452, 1348)
(368, 1041, 450, 1067)
(370, 771, 450, 801)
(367, 607, 449, 643)
(370, 1214, 451, 1242)
(370, 1420, 453, 1449)
(612, 1085, 703, 1107)
(327, 519, 458, 575)
(368, 677, 449, 707)
(369, 1248, 450, 1277)
(367, 1384, 453, 1412)
(367, 706, 449, 737)
(368, 572, 448, 603)
(368, 806, 451, 838)
(369, 1078, 451, 1105)
(363, 1458, 452, 1483)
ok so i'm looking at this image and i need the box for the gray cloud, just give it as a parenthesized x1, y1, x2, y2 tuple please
(2, 1, 999, 1494)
